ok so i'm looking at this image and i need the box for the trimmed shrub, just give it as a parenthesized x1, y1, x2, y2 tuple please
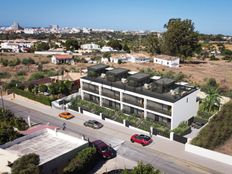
(172, 122, 191, 136)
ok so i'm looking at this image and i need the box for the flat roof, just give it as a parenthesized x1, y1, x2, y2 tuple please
(129, 73, 150, 80)
(88, 64, 109, 71)
(154, 78, 175, 85)
(107, 68, 128, 75)
(3, 129, 87, 165)
(154, 54, 179, 61)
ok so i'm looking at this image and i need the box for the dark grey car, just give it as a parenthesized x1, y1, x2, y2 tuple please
(84, 120, 103, 129)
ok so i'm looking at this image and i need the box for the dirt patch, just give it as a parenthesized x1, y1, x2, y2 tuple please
(111, 59, 232, 89)
(215, 137, 232, 156)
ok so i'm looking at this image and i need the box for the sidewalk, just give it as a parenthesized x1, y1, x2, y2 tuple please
(3, 94, 232, 174)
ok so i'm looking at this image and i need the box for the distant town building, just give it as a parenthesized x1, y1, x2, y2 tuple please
(80, 43, 100, 50)
(153, 55, 180, 68)
(51, 54, 74, 64)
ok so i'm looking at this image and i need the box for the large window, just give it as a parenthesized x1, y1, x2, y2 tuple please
(83, 93, 100, 104)
(147, 100, 171, 116)
(82, 82, 99, 94)
(123, 94, 144, 107)
(102, 88, 120, 100)
(147, 112, 171, 128)
(102, 98, 120, 110)
(123, 105, 144, 118)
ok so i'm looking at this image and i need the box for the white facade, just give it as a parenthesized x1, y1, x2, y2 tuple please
(110, 54, 151, 64)
(154, 56, 180, 68)
(80, 78, 199, 129)
(51, 55, 74, 64)
(80, 43, 100, 50)
(101, 46, 114, 52)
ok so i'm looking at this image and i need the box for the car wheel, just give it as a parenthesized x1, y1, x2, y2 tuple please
(142, 143, 145, 146)
(131, 139, 134, 143)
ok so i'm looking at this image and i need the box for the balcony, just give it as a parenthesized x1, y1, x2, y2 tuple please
(123, 94, 144, 107)
(82, 85, 99, 94)
(102, 89, 120, 100)
(146, 105, 171, 116)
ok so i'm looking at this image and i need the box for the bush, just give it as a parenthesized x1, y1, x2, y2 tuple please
(172, 122, 191, 136)
(12, 88, 52, 106)
(11, 153, 40, 174)
(191, 101, 232, 149)
(0, 72, 11, 79)
(22, 58, 35, 65)
(63, 147, 98, 174)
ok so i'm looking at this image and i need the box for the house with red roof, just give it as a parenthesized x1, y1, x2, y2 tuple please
(51, 54, 74, 64)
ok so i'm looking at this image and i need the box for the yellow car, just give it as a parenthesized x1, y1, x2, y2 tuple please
(59, 112, 74, 120)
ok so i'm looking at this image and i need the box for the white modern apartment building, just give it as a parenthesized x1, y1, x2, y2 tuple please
(80, 64, 199, 129)
(80, 43, 100, 50)
(154, 55, 180, 68)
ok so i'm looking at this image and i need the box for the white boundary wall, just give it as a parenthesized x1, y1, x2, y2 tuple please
(185, 143, 232, 165)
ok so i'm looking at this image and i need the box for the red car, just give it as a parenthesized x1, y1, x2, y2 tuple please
(130, 134, 153, 146)
(92, 140, 116, 159)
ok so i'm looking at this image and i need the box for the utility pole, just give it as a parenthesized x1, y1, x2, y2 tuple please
(0, 86, 4, 110)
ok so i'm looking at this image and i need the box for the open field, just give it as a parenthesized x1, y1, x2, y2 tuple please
(112, 59, 232, 89)
(0, 53, 232, 89)
(225, 44, 232, 50)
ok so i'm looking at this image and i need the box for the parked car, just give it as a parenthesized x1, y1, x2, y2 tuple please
(130, 134, 152, 146)
(84, 120, 103, 129)
(58, 112, 74, 120)
(92, 140, 116, 159)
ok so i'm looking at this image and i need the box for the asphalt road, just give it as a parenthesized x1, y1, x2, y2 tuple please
(1, 100, 221, 174)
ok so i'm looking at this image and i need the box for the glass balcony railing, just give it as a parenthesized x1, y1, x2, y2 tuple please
(146, 105, 171, 116)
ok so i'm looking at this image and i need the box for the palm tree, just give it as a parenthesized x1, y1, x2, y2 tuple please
(202, 87, 221, 112)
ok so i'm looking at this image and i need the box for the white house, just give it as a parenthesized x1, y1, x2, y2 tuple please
(51, 54, 74, 64)
(80, 43, 100, 50)
(110, 54, 151, 64)
(0, 42, 20, 52)
(101, 46, 115, 52)
(154, 55, 180, 68)
(80, 64, 199, 129)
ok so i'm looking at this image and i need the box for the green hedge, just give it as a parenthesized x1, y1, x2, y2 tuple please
(172, 122, 191, 136)
(191, 101, 232, 150)
(70, 98, 170, 136)
(63, 147, 98, 174)
(12, 88, 52, 106)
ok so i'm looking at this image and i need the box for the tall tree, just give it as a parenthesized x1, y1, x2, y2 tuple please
(144, 34, 160, 54)
(65, 39, 79, 51)
(161, 18, 199, 60)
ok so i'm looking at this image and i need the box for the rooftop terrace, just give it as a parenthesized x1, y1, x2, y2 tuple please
(82, 64, 198, 103)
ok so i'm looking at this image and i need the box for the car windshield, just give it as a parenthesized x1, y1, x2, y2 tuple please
(100, 146, 109, 152)
(143, 136, 151, 141)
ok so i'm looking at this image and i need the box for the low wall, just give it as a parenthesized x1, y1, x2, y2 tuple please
(185, 143, 232, 165)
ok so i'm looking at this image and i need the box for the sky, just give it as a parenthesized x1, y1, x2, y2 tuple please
(0, 0, 232, 35)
